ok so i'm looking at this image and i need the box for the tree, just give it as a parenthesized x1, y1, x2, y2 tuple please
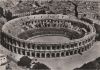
(31, 62, 50, 70)
(17, 56, 32, 68)
(0, 7, 4, 17)
(5, 10, 13, 21)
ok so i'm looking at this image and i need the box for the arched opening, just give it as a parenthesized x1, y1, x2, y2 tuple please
(70, 50, 73, 55)
(46, 53, 50, 58)
(36, 53, 40, 58)
(32, 52, 35, 57)
(61, 52, 64, 57)
(22, 50, 25, 55)
(47, 46, 50, 50)
(37, 46, 41, 50)
(27, 43, 30, 49)
(14, 47, 16, 53)
(41, 53, 45, 58)
(18, 48, 21, 54)
(66, 51, 69, 56)
(85, 46, 87, 51)
(27, 52, 30, 56)
(66, 45, 69, 48)
(32, 44, 35, 49)
(56, 53, 60, 57)
(10, 45, 13, 52)
(51, 53, 55, 57)
(78, 48, 83, 55)
(79, 42, 81, 46)
(13, 40, 16, 46)
(74, 49, 77, 54)
(71, 44, 74, 48)
(89, 43, 92, 48)
(78, 48, 82, 54)
(22, 42, 25, 48)
(74, 43, 77, 47)
(52, 46, 56, 50)
(6, 44, 9, 49)
(57, 46, 60, 49)
(81, 47, 84, 52)
(42, 46, 46, 50)
(62, 45, 65, 49)
(17, 41, 20, 47)
(87, 44, 90, 49)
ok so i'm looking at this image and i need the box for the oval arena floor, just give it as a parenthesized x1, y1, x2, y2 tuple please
(27, 36, 70, 44)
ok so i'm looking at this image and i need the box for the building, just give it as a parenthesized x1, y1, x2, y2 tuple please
(0, 54, 7, 70)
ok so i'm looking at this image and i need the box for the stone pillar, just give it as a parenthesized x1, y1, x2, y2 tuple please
(14, 47, 17, 53)
(30, 51, 32, 57)
(20, 48, 23, 55)
(12, 45, 14, 53)
(15, 47, 18, 54)
(77, 42, 80, 48)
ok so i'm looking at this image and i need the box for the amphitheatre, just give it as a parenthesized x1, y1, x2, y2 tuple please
(1, 14, 96, 58)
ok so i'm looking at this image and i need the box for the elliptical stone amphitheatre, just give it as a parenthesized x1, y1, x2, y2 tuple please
(1, 14, 96, 58)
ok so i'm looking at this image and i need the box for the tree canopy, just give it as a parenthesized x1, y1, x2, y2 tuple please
(31, 62, 50, 70)
(17, 56, 32, 68)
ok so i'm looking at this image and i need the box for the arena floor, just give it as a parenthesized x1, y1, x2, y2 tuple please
(27, 36, 70, 44)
